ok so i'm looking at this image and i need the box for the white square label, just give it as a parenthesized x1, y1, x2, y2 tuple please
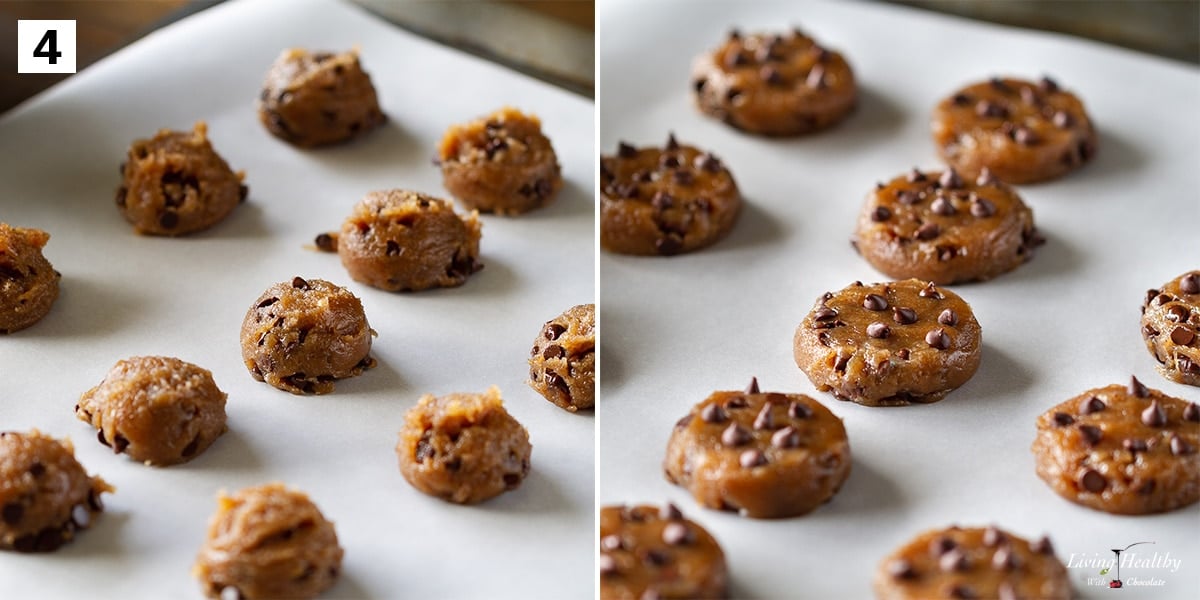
(17, 20, 77, 74)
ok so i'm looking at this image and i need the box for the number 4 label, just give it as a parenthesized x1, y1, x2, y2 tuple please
(17, 20, 77, 74)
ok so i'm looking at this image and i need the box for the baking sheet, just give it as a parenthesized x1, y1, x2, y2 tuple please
(0, 0, 594, 598)
(598, 1, 1200, 598)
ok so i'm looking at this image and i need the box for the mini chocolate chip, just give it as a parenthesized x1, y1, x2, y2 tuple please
(292, 276, 309, 289)
(2, 502, 23, 525)
(1078, 424, 1103, 446)
(938, 168, 963, 189)
(863, 294, 888, 311)
(1052, 110, 1073, 128)
(1170, 326, 1195, 345)
(695, 153, 722, 173)
(866, 322, 891, 339)
(617, 142, 636, 158)
(739, 449, 766, 468)
(919, 282, 942, 299)
(771, 426, 800, 448)
(1184, 403, 1199, 422)
(975, 168, 998, 186)
(662, 522, 691, 546)
(937, 308, 957, 326)
(806, 64, 826, 89)
(1123, 438, 1148, 453)
(659, 503, 683, 521)
(598, 554, 617, 575)
(892, 307, 917, 325)
(700, 403, 727, 424)
(1081, 469, 1106, 493)
(721, 423, 751, 446)
(907, 167, 927, 182)
(870, 206, 892, 222)
(545, 323, 566, 340)
(651, 191, 673, 211)
(813, 307, 838, 322)
(1039, 76, 1059, 93)
(1013, 126, 1039, 145)
(1142, 400, 1167, 427)
(1181, 273, 1200, 294)
(915, 222, 940, 241)
(1171, 435, 1195, 456)
(982, 526, 1005, 547)
(976, 100, 1007, 118)
(1079, 396, 1105, 414)
(930, 197, 955, 216)
(970, 197, 996, 217)
(752, 404, 774, 430)
(1053, 412, 1075, 427)
(1129, 375, 1149, 398)
(786, 402, 812, 421)
(659, 154, 680, 169)
(939, 549, 968, 572)
(930, 536, 957, 555)
(925, 328, 951, 350)
(896, 190, 918, 205)
(992, 546, 1019, 571)
(724, 51, 748, 69)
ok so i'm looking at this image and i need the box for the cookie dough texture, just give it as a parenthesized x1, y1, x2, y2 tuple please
(194, 483, 343, 600)
(0, 224, 59, 333)
(337, 189, 482, 292)
(1141, 271, 1200, 386)
(437, 107, 562, 215)
(600, 504, 728, 600)
(692, 28, 856, 136)
(241, 277, 375, 395)
(258, 48, 386, 147)
(76, 356, 227, 466)
(0, 430, 111, 553)
(117, 122, 246, 236)
(600, 136, 741, 256)
(874, 525, 1071, 600)
(932, 76, 1097, 184)
(527, 304, 595, 412)
(794, 279, 982, 406)
(1032, 378, 1200, 515)
(396, 386, 531, 504)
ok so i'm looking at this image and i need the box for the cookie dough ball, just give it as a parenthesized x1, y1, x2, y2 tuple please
(794, 280, 982, 406)
(853, 168, 1043, 285)
(240, 277, 376, 395)
(396, 386, 531, 504)
(1141, 271, 1200, 386)
(874, 525, 1071, 600)
(600, 503, 728, 600)
(437, 107, 562, 215)
(1, 430, 111, 553)
(336, 189, 482, 292)
(1032, 377, 1200, 515)
(117, 122, 247, 236)
(664, 379, 851, 518)
(0, 223, 60, 334)
(932, 76, 1097, 184)
(193, 483, 343, 600)
(601, 135, 741, 256)
(692, 28, 856, 136)
(75, 356, 227, 466)
(527, 304, 595, 412)
(258, 48, 386, 147)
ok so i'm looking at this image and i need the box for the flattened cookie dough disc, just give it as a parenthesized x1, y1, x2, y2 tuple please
(0, 430, 112, 553)
(193, 483, 343, 600)
(664, 380, 851, 518)
(397, 386, 532, 504)
(437, 107, 563, 215)
(527, 304, 595, 412)
(874, 525, 1071, 600)
(794, 279, 982, 406)
(853, 167, 1043, 284)
(1032, 377, 1200, 514)
(601, 136, 741, 256)
(258, 48, 386, 147)
(600, 503, 729, 600)
(932, 76, 1097, 184)
(1141, 271, 1200, 386)
(0, 223, 60, 333)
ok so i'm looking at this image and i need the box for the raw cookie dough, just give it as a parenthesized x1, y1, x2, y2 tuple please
(793, 279, 982, 406)
(664, 379, 851, 518)
(853, 167, 1043, 285)
(396, 386, 531, 504)
(335, 189, 482, 292)
(117, 121, 247, 236)
(193, 483, 343, 600)
(0, 223, 59, 333)
(692, 28, 856, 136)
(1032, 377, 1200, 515)
(874, 525, 1071, 600)
(601, 135, 741, 256)
(527, 303, 595, 412)
(437, 107, 562, 215)
(600, 503, 728, 600)
(1141, 271, 1200, 386)
(76, 356, 228, 466)
(0, 430, 111, 553)
(240, 277, 376, 395)
(932, 76, 1097, 184)
(258, 48, 386, 147)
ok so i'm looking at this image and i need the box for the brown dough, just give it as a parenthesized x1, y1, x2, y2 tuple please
(0, 223, 59, 333)
(1141, 271, 1200, 386)
(527, 304, 595, 412)
(258, 48, 386, 147)
(600, 503, 728, 600)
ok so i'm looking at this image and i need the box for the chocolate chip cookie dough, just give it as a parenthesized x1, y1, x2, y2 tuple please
(258, 48, 386, 147)
(0, 224, 59, 334)
(117, 122, 247, 236)
(794, 279, 982, 406)
(1032, 377, 1200, 515)
(528, 304, 595, 412)
(932, 76, 1097, 184)
(874, 525, 1071, 600)
(240, 277, 376, 395)
(600, 503, 728, 600)
(601, 135, 741, 256)
(396, 386, 531, 505)
(1, 430, 111, 553)
(664, 379, 850, 518)
(692, 28, 856, 136)
(76, 356, 227, 466)
(1141, 271, 1200, 386)
(193, 483, 343, 600)
(437, 107, 562, 215)
(853, 168, 1043, 284)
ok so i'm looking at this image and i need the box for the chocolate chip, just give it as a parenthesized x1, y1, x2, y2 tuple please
(915, 223, 940, 241)
(990, 77, 1009, 92)
(659, 154, 680, 170)
(739, 449, 766, 468)
(1052, 110, 1074, 128)
(724, 50, 748, 69)
(1181, 273, 1200, 294)
(1080, 469, 1106, 493)
(292, 276, 309, 289)
(1080, 396, 1105, 414)
(1129, 375, 1149, 398)
(813, 307, 838, 323)
(937, 309, 958, 327)
(951, 93, 971, 106)
(1170, 326, 1195, 345)
(805, 64, 826, 89)
(919, 282, 942, 299)
(930, 197, 955, 216)
(385, 240, 401, 256)
(1078, 424, 1103, 446)
(752, 404, 774, 430)
(692, 77, 707, 92)
(892, 307, 917, 325)
(642, 549, 669, 567)
(484, 137, 508, 158)
(938, 168, 963, 190)
(598, 554, 617, 575)
(975, 100, 1007, 118)
(863, 294, 888, 311)
(1166, 305, 1189, 323)
(112, 433, 129, 454)
(866, 322, 891, 339)
(71, 504, 91, 529)
(658, 503, 683, 521)
(833, 353, 850, 372)
(982, 526, 1005, 547)
(1141, 400, 1167, 427)
(694, 153, 722, 173)
(700, 403, 727, 424)
(938, 548, 968, 572)
(1184, 403, 1199, 422)
(617, 142, 636, 158)
(1170, 435, 1195, 456)
(925, 328, 951, 350)
(2, 502, 23, 525)
(1019, 86, 1039, 105)
(181, 434, 201, 458)
(1013, 126, 1039, 145)
(869, 206, 892, 222)
(907, 168, 927, 182)
(545, 323, 566, 340)
(97, 430, 110, 447)
(785, 401, 811, 420)
(655, 235, 683, 255)
(761, 66, 783, 85)
(1052, 412, 1075, 427)
(659, 522, 691, 546)
(1039, 76, 1059, 93)
(651, 191, 673, 211)
(896, 190, 918, 205)
(771, 426, 800, 449)
(896, 348, 910, 360)
(673, 170, 694, 186)
(888, 559, 916, 580)
(158, 210, 179, 229)
(930, 536, 957, 556)
(992, 546, 1019, 571)
(314, 233, 336, 252)
(542, 345, 565, 360)
(87, 489, 104, 512)
(29, 462, 44, 477)
(1123, 438, 1148, 453)
(970, 196, 996, 218)
(975, 168, 998, 186)
(721, 423, 751, 446)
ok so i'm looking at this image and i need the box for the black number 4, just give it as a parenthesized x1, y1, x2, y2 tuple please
(34, 29, 62, 64)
